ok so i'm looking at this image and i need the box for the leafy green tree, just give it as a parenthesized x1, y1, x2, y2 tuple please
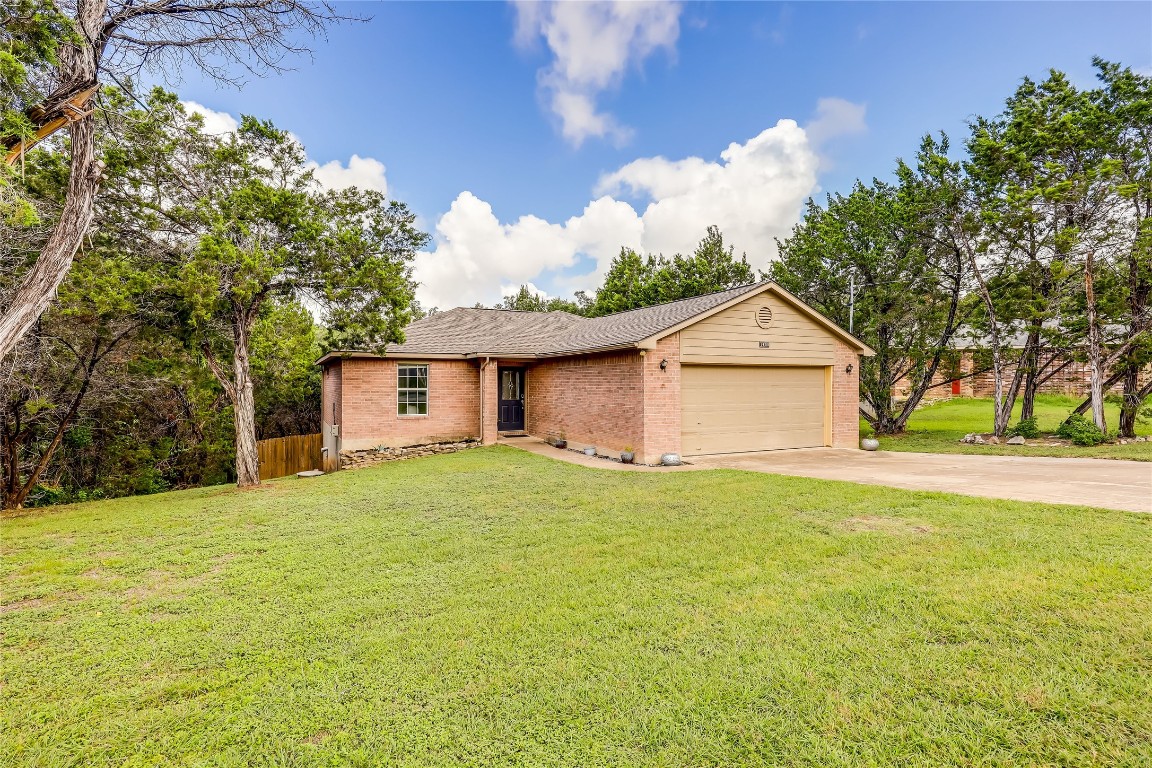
(102, 93, 427, 487)
(773, 139, 970, 434)
(588, 247, 657, 316)
(587, 226, 756, 316)
(1, 0, 73, 186)
(966, 74, 1087, 423)
(250, 300, 322, 439)
(1093, 59, 1152, 437)
(649, 226, 757, 302)
(0, 0, 344, 360)
(1, 237, 161, 508)
(498, 285, 588, 314)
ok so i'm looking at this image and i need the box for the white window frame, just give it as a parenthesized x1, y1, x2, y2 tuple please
(397, 363, 429, 417)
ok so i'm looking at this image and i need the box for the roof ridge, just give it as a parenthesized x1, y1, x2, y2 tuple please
(592, 280, 770, 320)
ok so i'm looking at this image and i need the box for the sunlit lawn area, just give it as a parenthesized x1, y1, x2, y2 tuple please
(869, 395, 1152, 461)
(3, 447, 1150, 766)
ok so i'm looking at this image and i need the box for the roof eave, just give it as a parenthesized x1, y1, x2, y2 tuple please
(315, 350, 469, 366)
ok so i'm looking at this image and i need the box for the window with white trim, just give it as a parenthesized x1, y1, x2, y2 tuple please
(397, 364, 428, 415)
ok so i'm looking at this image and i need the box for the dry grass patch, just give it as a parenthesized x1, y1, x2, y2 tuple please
(839, 515, 934, 534)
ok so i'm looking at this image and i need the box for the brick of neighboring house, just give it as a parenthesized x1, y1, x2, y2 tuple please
(892, 350, 1149, 402)
(333, 358, 481, 452)
(832, 340, 861, 449)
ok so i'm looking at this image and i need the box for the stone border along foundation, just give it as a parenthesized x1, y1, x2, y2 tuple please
(339, 439, 481, 470)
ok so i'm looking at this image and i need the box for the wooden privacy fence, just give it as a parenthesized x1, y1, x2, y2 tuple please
(257, 433, 323, 480)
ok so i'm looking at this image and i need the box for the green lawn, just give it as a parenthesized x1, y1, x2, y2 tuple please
(3, 447, 1150, 766)
(869, 395, 1152, 461)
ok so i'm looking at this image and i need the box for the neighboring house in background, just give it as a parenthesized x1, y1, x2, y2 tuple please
(892, 327, 1149, 402)
(318, 282, 874, 468)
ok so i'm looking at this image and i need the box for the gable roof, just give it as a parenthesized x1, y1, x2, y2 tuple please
(318, 281, 873, 364)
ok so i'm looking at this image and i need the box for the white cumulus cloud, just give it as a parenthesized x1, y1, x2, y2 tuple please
(306, 155, 389, 195)
(415, 105, 865, 309)
(514, 0, 681, 146)
(182, 100, 239, 135)
(181, 101, 389, 194)
(413, 192, 642, 309)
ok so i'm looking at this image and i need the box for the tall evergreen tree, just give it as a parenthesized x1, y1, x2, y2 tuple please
(102, 92, 427, 487)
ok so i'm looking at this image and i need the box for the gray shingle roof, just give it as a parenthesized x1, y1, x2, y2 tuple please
(380, 281, 770, 358)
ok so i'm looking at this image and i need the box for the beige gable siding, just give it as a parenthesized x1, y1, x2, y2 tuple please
(678, 289, 837, 365)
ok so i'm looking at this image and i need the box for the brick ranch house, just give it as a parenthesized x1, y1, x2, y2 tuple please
(893, 328, 1151, 402)
(318, 282, 874, 468)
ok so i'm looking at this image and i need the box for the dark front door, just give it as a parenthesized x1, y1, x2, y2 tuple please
(497, 368, 525, 431)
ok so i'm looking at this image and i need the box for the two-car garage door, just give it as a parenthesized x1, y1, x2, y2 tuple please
(681, 365, 826, 455)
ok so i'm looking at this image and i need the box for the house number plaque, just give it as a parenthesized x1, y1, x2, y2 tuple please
(759, 341, 771, 348)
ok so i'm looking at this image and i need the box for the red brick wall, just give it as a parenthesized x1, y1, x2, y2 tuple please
(892, 351, 1148, 401)
(481, 359, 498, 445)
(640, 333, 682, 464)
(967, 354, 1143, 398)
(527, 351, 646, 456)
(336, 358, 481, 451)
(832, 341, 861, 448)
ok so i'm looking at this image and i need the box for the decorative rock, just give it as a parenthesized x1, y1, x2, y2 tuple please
(660, 453, 682, 466)
(972, 436, 986, 445)
(1006, 435, 1026, 446)
(583, 446, 597, 456)
(1119, 439, 1128, 445)
(340, 439, 480, 470)
(297, 469, 325, 477)
(861, 438, 880, 451)
(986, 436, 1000, 445)
(961, 433, 976, 444)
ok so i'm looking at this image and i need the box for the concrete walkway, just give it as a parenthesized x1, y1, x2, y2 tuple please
(500, 437, 1151, 513)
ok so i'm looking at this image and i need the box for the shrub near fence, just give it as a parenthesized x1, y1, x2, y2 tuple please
(257, 433, 323, 480)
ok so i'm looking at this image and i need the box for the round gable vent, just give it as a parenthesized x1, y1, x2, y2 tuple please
(755, 305, 774, 329)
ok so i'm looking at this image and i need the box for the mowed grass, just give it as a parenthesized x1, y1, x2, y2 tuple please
(2, 447, 1151, 767)
(871, 395, 1152, 461)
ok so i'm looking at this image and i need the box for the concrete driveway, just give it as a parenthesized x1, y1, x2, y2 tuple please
(502, 438, 1150, 513)
(690, 449, 1152, 513)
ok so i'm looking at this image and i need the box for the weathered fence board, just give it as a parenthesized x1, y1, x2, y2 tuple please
(257, 433, 323, 480)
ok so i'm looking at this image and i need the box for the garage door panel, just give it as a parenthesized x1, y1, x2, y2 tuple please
(681, 365, 826, 455)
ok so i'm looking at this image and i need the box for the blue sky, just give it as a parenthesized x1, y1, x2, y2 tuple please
(172, 1, 1152, 309)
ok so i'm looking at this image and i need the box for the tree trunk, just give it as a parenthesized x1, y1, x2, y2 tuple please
(232, 339, 260, 488)
(199, 306, 262, 488)
(0, 0, 105, 359)
(229, 309, 261, 488)
(968, 254, 1010, 435)
(1019, 325, 1042, 420)
(891, 261, 965, 433)
(1118, 365, 1141, 438)
(1, 414, 20, 510)
(1067, 369, 1126, 419)
(1084, 252, 1107, 433)
(0, 117, 101, 359)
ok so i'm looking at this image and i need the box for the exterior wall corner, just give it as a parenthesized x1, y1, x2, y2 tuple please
(640, 333, 682, 465)
(832, 341, 861, 449)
